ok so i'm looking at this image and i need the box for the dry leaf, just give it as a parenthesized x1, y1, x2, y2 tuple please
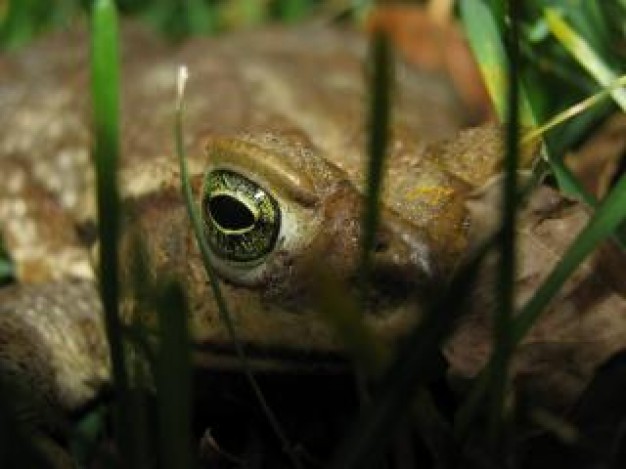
(367, 4, 493, 124)
(446, 182, 626, 411)
(565, 113, 626, 199)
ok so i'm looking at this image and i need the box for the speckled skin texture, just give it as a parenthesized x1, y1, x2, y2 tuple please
(0, 281, 108, 410)
(0, 23, 518, 412)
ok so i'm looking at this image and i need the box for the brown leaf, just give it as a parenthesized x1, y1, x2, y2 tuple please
(446, 182, 626, 412)
(367, 5, 493, 124)
(565, 113, 626, 199)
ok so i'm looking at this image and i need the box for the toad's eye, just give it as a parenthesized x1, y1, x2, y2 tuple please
(202, 169, 280, 264)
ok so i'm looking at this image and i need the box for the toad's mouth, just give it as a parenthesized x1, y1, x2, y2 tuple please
(188, 282, 424, 374)
(192, 340, 348, 373)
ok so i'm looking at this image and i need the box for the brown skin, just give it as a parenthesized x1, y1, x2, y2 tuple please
(0, 23, 513, 412)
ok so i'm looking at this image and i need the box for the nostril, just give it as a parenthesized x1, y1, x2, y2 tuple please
(374, 240, 388, 253)
(373, 232, 390, 253)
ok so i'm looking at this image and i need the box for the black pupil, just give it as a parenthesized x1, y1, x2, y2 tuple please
(208, 195, 256, 231)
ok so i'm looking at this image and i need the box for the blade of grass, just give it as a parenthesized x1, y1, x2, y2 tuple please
(0, 0, 38, 48)
(488, 0, 521, 450)
(544, 8, 626, 111)
(544, 0, 615, 59)
(0, 235, 13, 283)
(0, 0, 79, 47)
(0, 259, 12, 282)
(459, 0, 535, 127)
(277, 0, 311, 22)
(91, 0, 124, 386)
(360, 30, 391, 292)
(352, 26, 392, 412)
(142, 0, 218, 40)
(175, 66, 303, 469)
(91, 0, 142, 464)
(527, 72, 626, 206)
(155, 281, 194, 469)
(523, 75, 626, 146)
(545, 147, 595, 204)
(235, 0, 266, 26)
(186, 0, 218, 35)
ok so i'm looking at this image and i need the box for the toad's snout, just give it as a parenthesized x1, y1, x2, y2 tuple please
(369, 211, 443, 289)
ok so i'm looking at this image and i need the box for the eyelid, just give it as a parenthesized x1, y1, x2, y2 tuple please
(205, 137, 319, 207)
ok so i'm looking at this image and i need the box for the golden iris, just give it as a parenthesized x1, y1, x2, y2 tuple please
(202, 169, 280, 263)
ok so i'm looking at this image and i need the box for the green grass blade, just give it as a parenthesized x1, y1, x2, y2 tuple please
(91, 0, 138, 463)
(155, 281, 194, 469)
(523, 75, 626, 146)
(488, 0, 521, 447)
(545, 149, 595, 205)
(175, 67, 303, 469)
(459, 0, 507, 120)
(545, 8, 626, 111)
(0, 0, 80, 47)
(526, 72, 626, 205)
(360, 30, 391, 297)
(459, 0, 536, 126)
(142, 0, 218, 40)
(0, 0, 39, 48)
(0, 259, 12, 283)
(236, 0, 266, 26)
(544, 0, 614, 59)
(277, 0, 311, 22)
(0, 235, 13, 284)
(186, 0, 218, 35)
(91, 0, 122, 373)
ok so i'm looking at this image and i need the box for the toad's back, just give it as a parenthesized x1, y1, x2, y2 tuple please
(1, 23, 474, 282)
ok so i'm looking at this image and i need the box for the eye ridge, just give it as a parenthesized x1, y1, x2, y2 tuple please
(202, 169, 281, 263)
